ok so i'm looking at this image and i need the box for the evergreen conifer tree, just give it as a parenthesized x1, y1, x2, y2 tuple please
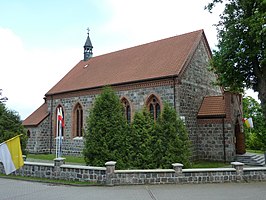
(129, 109, 156, 169)
(155, 103, 191, 168)
(83, 86, 129, 169)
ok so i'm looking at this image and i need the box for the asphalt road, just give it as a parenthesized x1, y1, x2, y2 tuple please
(0, 178, 266, 200)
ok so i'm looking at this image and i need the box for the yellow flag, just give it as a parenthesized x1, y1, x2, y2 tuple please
(0, 135, 24, 175)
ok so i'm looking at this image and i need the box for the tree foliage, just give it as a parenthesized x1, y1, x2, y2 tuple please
(206, 0, 266, 120)
(129, 109, 155, 169)
(84, 87, 191, 169)
(154, 103, 191, 168)
(0, 102, 27, 154)
(83, 86, 129, 169)
(243, 96, 266, 150)
(0, 89, 8, 103)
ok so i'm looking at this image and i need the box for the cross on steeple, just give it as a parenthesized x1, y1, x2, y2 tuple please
(83, 27, 93, 61)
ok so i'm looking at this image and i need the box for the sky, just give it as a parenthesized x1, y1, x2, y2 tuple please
(0, 0, 258, 120)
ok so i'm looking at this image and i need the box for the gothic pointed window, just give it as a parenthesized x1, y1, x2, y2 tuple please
(121, 97, 131, 123)
(147, 95, 161, 120)
(73, 103, 83, 137)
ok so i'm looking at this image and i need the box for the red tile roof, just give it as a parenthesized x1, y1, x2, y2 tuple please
(197, 96, 226, 118)
(46, 29, 207, 95)
(22, 103, 49, 126)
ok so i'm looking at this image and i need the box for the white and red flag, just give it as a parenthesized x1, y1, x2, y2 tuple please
(56, 107, 64, 158)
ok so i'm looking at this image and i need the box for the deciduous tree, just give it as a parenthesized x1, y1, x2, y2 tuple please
(243, 96, 266, 150)
(0, 102, 27, 154)
(206, 0, 266, 120)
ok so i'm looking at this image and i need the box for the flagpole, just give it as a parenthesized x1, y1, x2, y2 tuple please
(58, 107, 63, 158)
(56, 108, 59, 158)
(59, 119, 62, 158)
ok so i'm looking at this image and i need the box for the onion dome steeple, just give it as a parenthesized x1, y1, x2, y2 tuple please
(84, 28, 93, 61)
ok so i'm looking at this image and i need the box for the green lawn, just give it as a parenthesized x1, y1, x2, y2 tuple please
(246, 149, 265, 154)
(27, 154, 86, 164)
(27, 154, 231, 168)
(191, 161, 229, 168)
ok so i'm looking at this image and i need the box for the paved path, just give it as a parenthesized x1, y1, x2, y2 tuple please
(0, 178, 266, 200)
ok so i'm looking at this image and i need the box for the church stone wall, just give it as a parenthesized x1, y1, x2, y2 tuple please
(46, 83, 175, 156)
(176, 40, 222, 160)
(26, 116, 51, 154)
(197, 120, 235, 162)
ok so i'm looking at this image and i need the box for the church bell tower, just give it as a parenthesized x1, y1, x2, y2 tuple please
(84, 28, 93, 61)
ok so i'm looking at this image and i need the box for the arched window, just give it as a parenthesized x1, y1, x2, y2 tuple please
(73, 103, 83, 137)
(56, 105, 64, 137)
(27, 130, 31, 138)
(147, 95, 161, 120)
(121, 97, 131, 123)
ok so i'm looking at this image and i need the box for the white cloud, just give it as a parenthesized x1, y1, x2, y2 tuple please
(0, 27, 81, 119)
(102, 0, 221, 50)
(245, 89, 260, 102)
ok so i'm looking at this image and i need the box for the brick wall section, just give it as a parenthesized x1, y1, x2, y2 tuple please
(225, 92, 245, 154)
(2, 160, 265, 185)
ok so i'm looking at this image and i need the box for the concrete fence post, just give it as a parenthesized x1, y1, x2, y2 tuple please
(54, 157, 65, 178)
(231, 161, 244, 182)
(105, 161, 116, 186)
(172, 163, 183, 176)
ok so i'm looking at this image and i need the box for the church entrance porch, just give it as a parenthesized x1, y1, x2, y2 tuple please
(235, 121, 246, 155)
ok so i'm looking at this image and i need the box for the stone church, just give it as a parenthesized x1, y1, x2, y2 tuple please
(23, 29, 245, 162)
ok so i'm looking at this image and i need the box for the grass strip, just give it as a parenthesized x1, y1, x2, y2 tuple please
(246, 149, 265, 154)
(191, 161, 229, 168)
(0, 173, 99, 186)
(27, 154, 232, 169)
(27, 154, 86, 164)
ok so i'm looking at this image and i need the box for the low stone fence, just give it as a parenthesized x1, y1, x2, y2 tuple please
(0, 158, 106, 184)
(0, 159, 266, 185)
(108, 162, 266, 185)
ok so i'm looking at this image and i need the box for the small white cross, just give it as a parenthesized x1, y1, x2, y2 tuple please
(87, 27, 90, 33)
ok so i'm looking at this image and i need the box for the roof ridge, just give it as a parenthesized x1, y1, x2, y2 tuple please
(46, 29, 209, 96)
(85, 29, 204, 61)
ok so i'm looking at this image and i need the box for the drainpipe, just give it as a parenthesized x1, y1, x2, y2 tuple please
(222, 118, 226, 163)
(50, 96, 53, 154)
(173, 76, 176, 110)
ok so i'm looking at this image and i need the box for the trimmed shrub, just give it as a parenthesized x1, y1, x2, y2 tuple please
(83, 87, 129, 169)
